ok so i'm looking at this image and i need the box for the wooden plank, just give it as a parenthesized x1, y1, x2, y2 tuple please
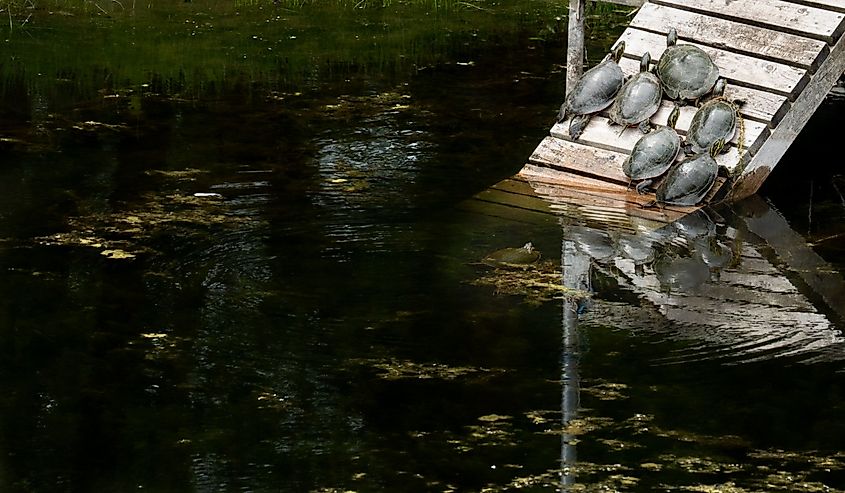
(618, 28, 810, 97)
(629, 3, 829, 70)
(529, 135, 631, 184)
(591, 0, 644, 6)
(651, 0, 845, 42)
(731, 26, 845, 199)
(783, 0, 845, 14)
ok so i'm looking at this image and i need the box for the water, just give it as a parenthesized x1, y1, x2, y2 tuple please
(1, 2, 845, 491)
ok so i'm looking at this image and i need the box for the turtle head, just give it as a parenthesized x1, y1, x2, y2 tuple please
(610, 41, 625, 63)
(667, 27, 678, 47)
(712, 78, 727, 97)
(640, 52, 652, 72)
(667, 105, 681, 129)
(709, 138, 726, 158)
(522, 242, 535, 252)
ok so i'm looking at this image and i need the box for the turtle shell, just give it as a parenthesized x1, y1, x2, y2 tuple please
(623, 125, 680, 181)
(609, 71, 662, 126)
(657, 44, 719, 101)
(564, 59, 625, 116)
(655, 152, 718, 206)
(483, 243, 541, 267)
(685, 100, 737, 154)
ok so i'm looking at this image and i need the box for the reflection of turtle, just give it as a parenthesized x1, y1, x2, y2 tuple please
(483, 242, 541, 267)
(657, 28, 719, 104)
(656, 139, 724, 207)
(653, 253, 711, 292)
(608, 52, 662, 133)
(557, 42, 626, 140)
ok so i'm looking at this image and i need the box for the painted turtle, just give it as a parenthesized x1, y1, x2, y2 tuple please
(483, 242, 541, 267)
(557, 42, 626, 140)
(683, 79, 740, 155)
(657, 28, 719, 104)
(655, 139, 724, 207)
(608, 52, 662, 133)
(622, 105, 681, 194)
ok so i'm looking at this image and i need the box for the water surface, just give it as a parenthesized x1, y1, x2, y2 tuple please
(1, 2, 845, 491)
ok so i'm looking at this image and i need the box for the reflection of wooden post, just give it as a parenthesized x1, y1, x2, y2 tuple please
(560, 228, 590, 490)
(566, 0, 586, 97)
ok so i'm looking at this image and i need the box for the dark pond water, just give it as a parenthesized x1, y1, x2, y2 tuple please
(2, 2, 845, 491)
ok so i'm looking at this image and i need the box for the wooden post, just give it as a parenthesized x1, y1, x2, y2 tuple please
(731, 30, 845, 200)
(566, 0, 586, 96)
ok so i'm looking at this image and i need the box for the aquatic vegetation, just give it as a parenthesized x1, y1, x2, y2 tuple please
(35, 192, 254, 258)
(348, 357, 504, 381)
(471, 260, 591, 305)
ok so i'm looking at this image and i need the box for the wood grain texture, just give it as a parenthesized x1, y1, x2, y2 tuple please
(652, 0, 845, 42)
(629, 3, 829, 69)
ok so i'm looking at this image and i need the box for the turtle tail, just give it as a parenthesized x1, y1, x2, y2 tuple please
(556, 104, 568, 124)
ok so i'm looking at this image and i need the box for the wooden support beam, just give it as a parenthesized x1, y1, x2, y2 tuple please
(566, 0, 586, 97)
(731, 29, 845, 200)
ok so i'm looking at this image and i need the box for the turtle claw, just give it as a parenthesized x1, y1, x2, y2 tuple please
(638, 120, 651, 133)
(635, 179, 653, 194)
(569, 115, 590, 140)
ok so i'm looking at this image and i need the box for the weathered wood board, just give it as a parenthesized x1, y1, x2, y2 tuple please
(651, 0, 845, 42)
(629, 3, 829, 69)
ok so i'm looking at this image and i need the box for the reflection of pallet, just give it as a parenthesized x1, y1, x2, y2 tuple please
(462, 173, 703, 231)
(540, 0, 845, 203)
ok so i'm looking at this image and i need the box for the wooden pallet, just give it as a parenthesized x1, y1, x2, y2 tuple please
(529, 0, 845, 208)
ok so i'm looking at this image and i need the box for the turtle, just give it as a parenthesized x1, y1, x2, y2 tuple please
(482, 242, 541, 267)
(657, 28, 719, 104)
(683, 79, 742, 155)
(622, 105, 681, 194)
(655, 138, 724, 207)
(556, 42, 626, 140)
(608, 51, 662, 133)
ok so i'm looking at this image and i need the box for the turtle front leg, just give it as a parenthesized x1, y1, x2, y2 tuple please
(637, 120, 652, 133)
(569, 114, 591, 140)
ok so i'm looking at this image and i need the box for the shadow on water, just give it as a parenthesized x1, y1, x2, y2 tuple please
(1, 1, 845, 491)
